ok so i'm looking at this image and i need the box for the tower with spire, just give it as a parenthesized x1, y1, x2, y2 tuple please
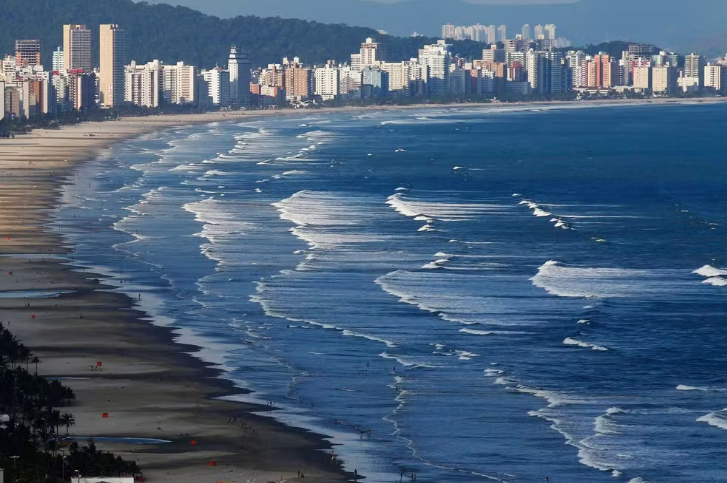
(228, 46, 251, 107)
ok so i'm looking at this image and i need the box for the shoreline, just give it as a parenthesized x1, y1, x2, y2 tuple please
(0, 96, 725, 482)
(0, 114, 350, 482)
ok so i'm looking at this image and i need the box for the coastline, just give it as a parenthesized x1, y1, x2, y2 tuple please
(0, 113, 350, 482)
(0, 96, 725, 482)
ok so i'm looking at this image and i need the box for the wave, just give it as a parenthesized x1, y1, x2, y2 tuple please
(519, 199, 551, 217)
(677, 384, 724, 392)
(386, 192, 509, 222)
(460, 328, 528, 336)
(563, 337, 609, 352)
(697, 409, 727, 430)
(693, 265, 727, 277)
(531, 260, 674, 299)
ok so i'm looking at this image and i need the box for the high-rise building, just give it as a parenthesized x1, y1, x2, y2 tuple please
(526, 50, 539, 91)
(632, 66, 652, 90)
(52, 47, 64, 72)
(544, 24, 557, 40)
(497, 25, 507, 42)
(314, 62, 340, 100)
(684, 53, 705, 87)
(163, 62, 197, 105)
(652, 65, 677, 94)
(534, 25, 544, 39)
(228, 46, 251, 107)
(537, 51, 566, 94)
(629, 43, 657, 58)
(0, 80, 5, 120)
(485, 25, 497, 44)
(591, 53, 617, 88)
(125, 60, 161, 108)
(202, 67, 230, 106)
(15, 40, 41, 67)
(63, 25, 92, 72)
(521, 24, 531, 41)
(482, 45, 506, 64)
(361, 67, 388, 97)
(566, 50, 586, 87)
(284, 58, 314, 101)
(99, 24, 125, 107)
(704, 63, 725, 93)
(380, 61, 412, 96)
(360, 38, 384, 70)
(338, 65, 361, 98)
(442, 24, 456, 40)
(418, 40, 451, 96)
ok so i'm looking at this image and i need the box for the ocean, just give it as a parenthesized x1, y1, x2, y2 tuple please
(54, 103, 727, 482)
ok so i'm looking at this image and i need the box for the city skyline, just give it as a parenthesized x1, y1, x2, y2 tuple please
(2, 17, 726, 122)
(141, 0, 727, 50)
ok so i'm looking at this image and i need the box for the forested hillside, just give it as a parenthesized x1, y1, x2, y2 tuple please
(0, 0, 485, 68)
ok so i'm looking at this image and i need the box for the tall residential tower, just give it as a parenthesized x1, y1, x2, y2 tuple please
(99, 24, 126, 107)
(63, 25, 92, 71)
(228, 46, 251, 107)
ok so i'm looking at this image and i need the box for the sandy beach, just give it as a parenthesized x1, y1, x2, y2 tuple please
(1, 96, 725, 482)
(0, 110, 350, 482)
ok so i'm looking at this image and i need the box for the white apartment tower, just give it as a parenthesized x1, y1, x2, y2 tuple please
(418, 41, 451, 97)
(99, 24, 126, 107)
(314, 62, 340, 100)
(163, 62, 197, 104)
(545, 24, 557, 40)
(228, 46, 251, 107)
(52, 47, 64, 72)
(63, 24, 92, 72)
(705, 63, 725, 92)
(497, 25, 507, 42)
(202, 67, 230, 106)
(442, 24, 455, 40)
(125, 60, 162, 108)
(521, 24, 531, 41)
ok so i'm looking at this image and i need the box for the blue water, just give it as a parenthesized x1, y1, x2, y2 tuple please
(53, 103, 727, 482)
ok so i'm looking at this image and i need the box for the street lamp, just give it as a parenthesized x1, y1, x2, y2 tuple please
(10, 456, 19, 470)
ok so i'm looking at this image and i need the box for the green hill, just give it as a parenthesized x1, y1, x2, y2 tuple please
(0, 0, 485, 69)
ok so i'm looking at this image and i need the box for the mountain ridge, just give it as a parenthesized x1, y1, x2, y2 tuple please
(0, 0, 485, 69)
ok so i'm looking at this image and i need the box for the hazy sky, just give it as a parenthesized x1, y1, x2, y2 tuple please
(140, 0, 727, 49)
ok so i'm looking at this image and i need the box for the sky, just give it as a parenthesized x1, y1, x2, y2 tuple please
(140, 0, 727, 50)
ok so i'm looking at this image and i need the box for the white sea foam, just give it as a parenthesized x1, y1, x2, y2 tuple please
(564, 337, 608, 351)
(531, 260, 668, 298)
(693, 265, 727, 277)
(676, 384, 725, 392)
(703, 277, 727, 286)
(698, 409, 727, 430)
(457, 350, 479, 361)
(519, 199, 552, 217)
(387, 192, 509, 222)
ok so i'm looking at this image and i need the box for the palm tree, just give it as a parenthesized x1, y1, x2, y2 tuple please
(60, 413, 75, 435)
(49, 409, 61, 438)
(30, 355, 40, 375)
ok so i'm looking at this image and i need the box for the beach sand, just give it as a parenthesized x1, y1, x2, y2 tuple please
(0, 111, 349, 482)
